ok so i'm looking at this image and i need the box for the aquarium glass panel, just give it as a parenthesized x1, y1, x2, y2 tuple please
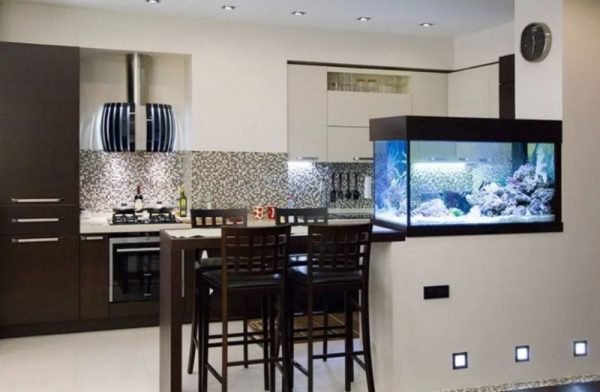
(374, 140, 408, 227)
(409, 141, 556, 226)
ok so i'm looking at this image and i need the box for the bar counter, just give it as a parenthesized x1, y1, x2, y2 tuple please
(158, 222, 404, 392)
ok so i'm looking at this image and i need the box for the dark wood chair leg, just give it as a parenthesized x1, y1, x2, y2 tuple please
(200, 281, 210, 392)
(307, 286, 314, 392)
(221, 290, 229, 392)
(361, 288, 375, 392)
(288, 284, 295, 391)
(187, 288, 198, 374)
(243, 298, 249, 369)
(344, 291, 353, 392)
(322, 299, 328, 362)
(269, 295, 276, 391)
(262, 295, 270, 391)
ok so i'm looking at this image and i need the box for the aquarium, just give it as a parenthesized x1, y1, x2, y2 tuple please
(370, 116, 563, 236)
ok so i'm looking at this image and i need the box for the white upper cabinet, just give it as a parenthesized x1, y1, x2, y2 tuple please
(327, 91, 413, 127)
(326, 126, 372, 162)
(287, 64, 328, 161)
(411, 72, 448, 116)
(287, 64, 449, 162)
(448, 64, 499, 118)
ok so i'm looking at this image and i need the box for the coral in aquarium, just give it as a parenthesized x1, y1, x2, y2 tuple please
(466, 163, 554, 217)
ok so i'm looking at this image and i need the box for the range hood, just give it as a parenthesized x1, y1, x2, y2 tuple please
(100, 54, 176, 152)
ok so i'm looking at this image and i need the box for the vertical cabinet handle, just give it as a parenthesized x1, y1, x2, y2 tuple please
(11, 237, 61, 244)
(11, 198, 64, 203)
(12, 218, 63, 224)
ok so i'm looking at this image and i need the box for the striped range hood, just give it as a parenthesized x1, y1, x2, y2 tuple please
(100, 54, 176, 152)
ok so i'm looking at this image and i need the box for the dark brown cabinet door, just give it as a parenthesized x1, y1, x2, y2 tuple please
(0, 42, 79, 206)
(0, 206, 79, 235)
(80, 235, 109, 320)
(0, 235, 79, 326)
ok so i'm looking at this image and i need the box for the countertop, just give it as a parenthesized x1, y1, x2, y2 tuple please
(79, 208, 374, 234)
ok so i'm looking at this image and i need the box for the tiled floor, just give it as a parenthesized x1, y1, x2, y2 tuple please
(0, 323, 368, 392)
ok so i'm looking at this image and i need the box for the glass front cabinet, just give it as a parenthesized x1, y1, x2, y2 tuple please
(370, 116, 563, 236)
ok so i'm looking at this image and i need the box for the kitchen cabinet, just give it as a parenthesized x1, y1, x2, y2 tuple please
(287, 64, 327, 161)
(411, 72, 448, 116)
(0, 235, 79, 326)
(0, 42, 80, 334)
(448, 64, 499, 118)
(0, 42, 79, 206)
(80, 235, 109, 320)
(327, 91, 412, 127)
(326, 126, 372, 162)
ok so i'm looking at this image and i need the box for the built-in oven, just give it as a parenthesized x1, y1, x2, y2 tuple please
(109, 235, 160, 303)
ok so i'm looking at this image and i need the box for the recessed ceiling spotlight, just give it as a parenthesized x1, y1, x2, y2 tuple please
(452, 352, 468, 370)
(357, 16, 372, 22)
(420, 22, 434, 27)
(222, 5, 236, 10)
(146, 0, 160, 3)
(291, 11, 306, 16)
(574, 340, 588, 357)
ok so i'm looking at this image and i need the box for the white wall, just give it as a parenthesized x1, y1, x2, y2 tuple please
(0, 2, 453, 153)
(515, 0, 563, 120)
(448, 64, 499, 118)
(369, 1, 600, 390)
(454, 22, 514, 69)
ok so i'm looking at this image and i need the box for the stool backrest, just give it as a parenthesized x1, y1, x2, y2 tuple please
(275, 208, 328, 226)
(306, 223, 373, 279)
(221, 225, 291, 278)
(190, 208, 248, 228)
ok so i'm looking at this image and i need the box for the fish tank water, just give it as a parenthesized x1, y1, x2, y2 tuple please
(409, 141, 556, 226)
(370, 116, 563, 236)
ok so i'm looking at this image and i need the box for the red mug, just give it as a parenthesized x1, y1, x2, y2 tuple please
(267, 206, 276, 219)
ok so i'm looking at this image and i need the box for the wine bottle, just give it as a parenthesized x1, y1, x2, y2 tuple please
(178, 187, 187, 218)
(134, 184, 144, 212)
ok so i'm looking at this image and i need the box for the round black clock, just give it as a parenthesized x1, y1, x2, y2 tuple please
(520, 22, 552, 62)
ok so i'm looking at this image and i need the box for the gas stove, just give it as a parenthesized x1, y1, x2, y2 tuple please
(110, 207, 181, 225)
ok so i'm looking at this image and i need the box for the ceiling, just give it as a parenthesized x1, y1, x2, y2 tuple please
(21, 0, 514, 38)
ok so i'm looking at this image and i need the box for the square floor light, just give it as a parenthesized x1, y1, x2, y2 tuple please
(452, 352, 468, 370)
(515, 345, 530, 363)
(574, 340, 588, 357)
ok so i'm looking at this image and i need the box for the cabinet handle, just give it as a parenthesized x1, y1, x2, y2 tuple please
(11, 237, 61, 244)
(116, 247, 160, 253)
(12, 218, 63, 224)
(353, 157, 373, 161)
(81, 236, 104, 241)
(295, 156, 318, 161)
(11, 198, 64, 204)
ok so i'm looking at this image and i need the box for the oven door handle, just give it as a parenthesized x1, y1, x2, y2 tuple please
(115, 247, 160, 253)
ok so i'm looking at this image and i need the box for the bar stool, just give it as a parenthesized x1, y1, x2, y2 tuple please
(198, 225, 292, 392)
(187, 208, 247, 375)
(275, 207, 338, 362)
(288, 223, 375, 392)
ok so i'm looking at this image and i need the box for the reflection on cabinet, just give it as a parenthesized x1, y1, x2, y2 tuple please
(0, 235, 79, 326)
(327, 91, 412, 128)
(327, 127, 372, 162)
(80, 235, 109, 320)
(287, 64, 327, 161)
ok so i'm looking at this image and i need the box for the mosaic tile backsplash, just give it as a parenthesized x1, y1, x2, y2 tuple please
(80, 151, 374, 212)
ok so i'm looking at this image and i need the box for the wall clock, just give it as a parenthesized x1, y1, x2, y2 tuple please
(520, 22, 552, 62)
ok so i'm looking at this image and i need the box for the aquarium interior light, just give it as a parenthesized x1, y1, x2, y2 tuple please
(515, 345, 530, 363)
(412, 161, 467, 170)
(452, 352, 468, 370)
(574, 341, 588, 357)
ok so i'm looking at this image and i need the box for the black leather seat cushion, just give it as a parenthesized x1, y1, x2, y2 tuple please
(202, 270, 282, 290)
(289, 266, 362, 285)
(196, 257, 222, 270)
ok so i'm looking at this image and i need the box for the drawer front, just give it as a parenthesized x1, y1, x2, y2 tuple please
(0, 206, 79, 235)
(0, 234, 79, 326)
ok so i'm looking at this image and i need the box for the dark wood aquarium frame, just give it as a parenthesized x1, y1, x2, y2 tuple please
(369, 116, 563, 237)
